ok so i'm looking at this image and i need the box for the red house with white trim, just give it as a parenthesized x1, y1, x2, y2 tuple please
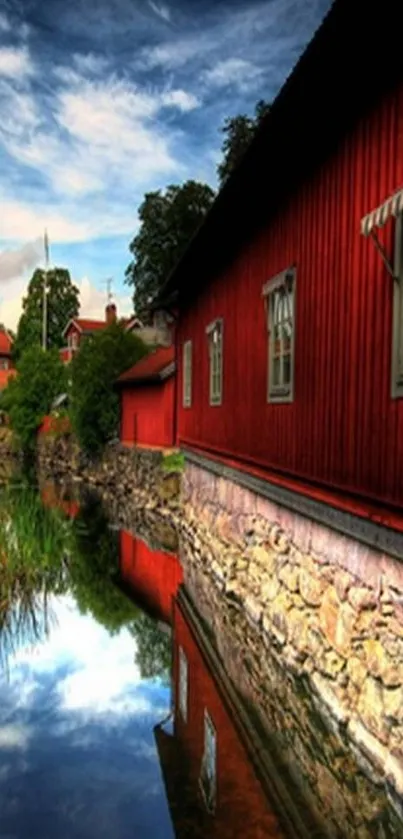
(60, 303, 143, 363)
(155, 589, 286, 838)
(156, 0, 403, 544)
(117, 346, 176, 449)
(0, 327, 14, 371)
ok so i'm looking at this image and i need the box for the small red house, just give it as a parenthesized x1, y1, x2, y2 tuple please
(155, 590, 285, 838)
(119, 530, 182, 624)
(59, 303, 123, 363)
(117, 346, 176, 449)
(0, 327, 13, 372)
(157, 0, 403, 532)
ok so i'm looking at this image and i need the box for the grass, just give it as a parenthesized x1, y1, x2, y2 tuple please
(162, 450, 185, 473)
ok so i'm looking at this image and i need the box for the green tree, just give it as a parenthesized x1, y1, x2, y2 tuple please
(217, 99, 271, 186)
(13, 267, 79, 359)
(70, 321, 148, 457)
(4, 346, 67, 453)
(69, 495, 140, 634)
(125, 180, 215, 319)
(130, 613, 171, 682)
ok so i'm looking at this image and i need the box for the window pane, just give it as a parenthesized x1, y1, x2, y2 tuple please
(272, 356, 281, 386)
(179, 647, 188, 722)
(283, 353, 292, 387)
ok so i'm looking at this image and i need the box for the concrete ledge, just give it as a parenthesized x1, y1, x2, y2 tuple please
(183, 448, 403, 562)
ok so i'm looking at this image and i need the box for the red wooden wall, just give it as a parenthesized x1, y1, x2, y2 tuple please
(172, 599, 284, 837)
(176, 82, 403, 515)
(120, 378, 175, 448)
(119, 531, 182, 624)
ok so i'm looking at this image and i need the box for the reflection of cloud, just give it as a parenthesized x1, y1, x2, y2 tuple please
(0, 723, 30, 749)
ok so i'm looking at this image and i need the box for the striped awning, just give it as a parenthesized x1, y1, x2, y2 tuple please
(361, 188, 403, 236)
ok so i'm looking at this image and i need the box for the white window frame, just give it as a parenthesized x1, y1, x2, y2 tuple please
(263, 266, 296, 403)
(392, 214, 403, 398)
(206, 318, 223, 406)
(183, 340, 192, 408)
(178, 646, 188, 723)
(199, 709, 217, 813)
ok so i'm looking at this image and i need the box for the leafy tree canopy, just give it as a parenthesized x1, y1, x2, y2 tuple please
(125, 180, 215, 319)
(217, 99, 271, 186)
(13, 267, 79, 360)
(4, 346, 67, 452)
(70, 322, 148, 457)
(69, 495, 140, 634)
(130, 613, 171, 683)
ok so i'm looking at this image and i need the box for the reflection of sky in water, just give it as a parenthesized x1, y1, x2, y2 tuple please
(0, 595, 174, 838)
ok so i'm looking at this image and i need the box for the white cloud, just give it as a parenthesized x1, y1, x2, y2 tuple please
(148, 1, 171, 23)
(0, 46, 32, 79)
(203, 58, 263, 92)
(0, 723, 30, 749)
(0, 239, 42, 284)
(75, 276, 133, 321)
(161, 89, 200, 112)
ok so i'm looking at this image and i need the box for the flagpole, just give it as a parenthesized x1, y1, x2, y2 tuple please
(42, 229, 49, 350)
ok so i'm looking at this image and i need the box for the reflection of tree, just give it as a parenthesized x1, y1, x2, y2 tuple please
(0, 479, 71, 671)
(69, 494, 141, 635)
(130, 613, 171, 683)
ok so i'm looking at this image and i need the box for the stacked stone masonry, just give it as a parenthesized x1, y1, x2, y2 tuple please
(181, 462, 403, 817)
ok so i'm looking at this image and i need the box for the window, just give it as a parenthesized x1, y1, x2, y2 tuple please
(263, 267, 296, 402)
(199, 710, 217, 812)
(183, 340, 192, 407)
(206, 319, 223, 406)
(392, 214, 403, 398)
(0, 359, 8, 370)
(178, 646, 188, 722)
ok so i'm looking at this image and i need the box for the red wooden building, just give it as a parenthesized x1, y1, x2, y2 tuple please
(0, 327, 13, 371)
(157, 0, 403, 533)
(118, 530, 182, 624)
(154, 589, 287, 838)
(59, 303, 143, 363)
(117, 346, 176, 449)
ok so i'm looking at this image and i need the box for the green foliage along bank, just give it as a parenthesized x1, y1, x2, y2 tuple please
(2, 346, 67, 454)
(70, 321, 148, 458)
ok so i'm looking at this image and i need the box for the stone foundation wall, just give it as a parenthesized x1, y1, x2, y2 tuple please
(181, 461, 403, 809)
(37, 433, 181, 506)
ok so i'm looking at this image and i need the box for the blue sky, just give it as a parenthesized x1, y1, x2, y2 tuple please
(0, 0, 330, 329)
(0, 595, 174, 837)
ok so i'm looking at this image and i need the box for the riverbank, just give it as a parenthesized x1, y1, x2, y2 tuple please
(29, 433, 403, 814)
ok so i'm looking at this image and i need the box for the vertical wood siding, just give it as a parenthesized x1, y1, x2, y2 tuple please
(120, 378, 175, 448)
(177, 83, 403, 512)
(172, 600, 283, 837)
(119, 531, 182, 624)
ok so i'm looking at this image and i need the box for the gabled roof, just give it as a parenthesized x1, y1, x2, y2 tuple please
(117, 346, 175, 386)
(156, 0, 401, 308)
(63, 317, 106, 336)
(0, 328, 13, 355)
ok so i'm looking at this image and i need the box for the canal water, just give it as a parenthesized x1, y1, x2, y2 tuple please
(0, 475, 402, 838)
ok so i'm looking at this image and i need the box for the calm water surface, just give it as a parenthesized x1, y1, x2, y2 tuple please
(1, 477, 402, 838)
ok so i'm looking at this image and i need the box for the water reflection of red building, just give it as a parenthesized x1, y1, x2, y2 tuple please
(119, 531, 183, 625)
(40, 481, 80, 519)
(155, 589, 287, 839)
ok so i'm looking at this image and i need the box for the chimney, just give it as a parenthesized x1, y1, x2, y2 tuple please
(105, 303, 117, 325)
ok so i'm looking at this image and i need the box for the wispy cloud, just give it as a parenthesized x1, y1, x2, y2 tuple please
(161, 88, 199, 112)
(0, 45, 32, 78)
(0, 723, 31, 749)
(203, 58, 263, 92)
(0, 239, 41, 284)
(148, 1, 171, 23)
(0, 11, 10, 32)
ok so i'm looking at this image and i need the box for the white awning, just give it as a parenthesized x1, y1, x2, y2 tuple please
(361, 188, 403, 236)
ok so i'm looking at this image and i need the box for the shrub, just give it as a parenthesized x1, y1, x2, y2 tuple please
(70, 322, 148, 457)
